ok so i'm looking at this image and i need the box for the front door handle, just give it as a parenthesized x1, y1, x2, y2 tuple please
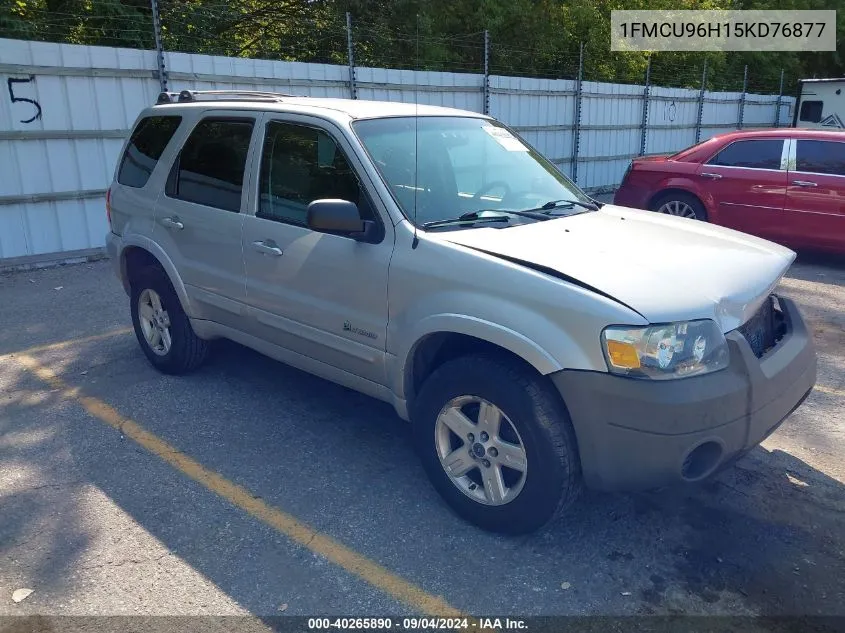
(160, 216, 184, 230)
(252, 240, 283, 256)
(792, 180, 817, 187)
(700, 172, 723, 180)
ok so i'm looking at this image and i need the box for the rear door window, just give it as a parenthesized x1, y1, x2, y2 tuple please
(707, 139, 784, 170)
(167, 118, 255, 213)
(795, 140, 845, 176)
(117, 115, 182, 188)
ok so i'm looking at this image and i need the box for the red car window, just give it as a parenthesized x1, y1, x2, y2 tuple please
(708, 140, 783, 169)
(795, 140, 845, 176)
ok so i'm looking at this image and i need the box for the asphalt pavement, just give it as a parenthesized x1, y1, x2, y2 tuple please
(1, 246, 844, 626)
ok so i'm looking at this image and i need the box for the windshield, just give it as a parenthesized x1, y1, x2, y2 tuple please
(352, 116, 593, 228)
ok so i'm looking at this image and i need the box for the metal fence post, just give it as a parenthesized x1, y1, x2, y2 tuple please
(695, 59, 708, 143)
(482, 30, 490, 115)
(345, 12, 357, 100)
(571, 42, 584, 184)
(774, 69, 784, 127)
(738, 64, 748, 129)
(639, 56, 651, 156)
(150, 0, 167, 92)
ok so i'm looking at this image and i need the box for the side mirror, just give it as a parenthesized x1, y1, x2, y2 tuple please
(306, 199, 378, 242)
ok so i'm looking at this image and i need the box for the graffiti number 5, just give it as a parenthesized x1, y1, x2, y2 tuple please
(7, 76, 42, 124)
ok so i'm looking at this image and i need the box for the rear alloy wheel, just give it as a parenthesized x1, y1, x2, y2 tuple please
(651, 192, 707, 221)
(137, 288, 172, 357)
(413, 354, 582, 534)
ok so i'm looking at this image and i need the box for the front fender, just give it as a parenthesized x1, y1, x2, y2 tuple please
(385, 225, 643, 405)
(390, 306, 594, 403)
(412, 313, 562, 370)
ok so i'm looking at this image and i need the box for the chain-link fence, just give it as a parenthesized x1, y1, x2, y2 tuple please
(1, 0, 800, 97)
(0, 0, 804, 263)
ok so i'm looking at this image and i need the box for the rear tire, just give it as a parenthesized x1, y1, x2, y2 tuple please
(650, 191, 707, 221)
(130, 266, 209, 375)
(412, 354, 582, 534)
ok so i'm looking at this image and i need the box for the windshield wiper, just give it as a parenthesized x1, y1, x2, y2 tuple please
(421, 214, 511, 229)
(536, 198, 600, 212)
(421, 208, 550, 229)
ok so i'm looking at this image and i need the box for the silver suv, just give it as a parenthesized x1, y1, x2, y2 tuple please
(107, 90, 817, 534)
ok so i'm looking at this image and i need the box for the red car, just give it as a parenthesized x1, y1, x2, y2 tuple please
(613, 129, 845, 254)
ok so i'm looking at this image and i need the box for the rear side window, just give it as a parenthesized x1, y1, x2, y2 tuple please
(117, 116, 181, 188)
(167, 118, 255, 213)
(708, 139, 783, 170)
(799, 100, 823, 123)
(795, 140, 845, 176)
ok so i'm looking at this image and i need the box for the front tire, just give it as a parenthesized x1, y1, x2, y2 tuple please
(130, 266, 209, 375)
(412, 354, 582, 534)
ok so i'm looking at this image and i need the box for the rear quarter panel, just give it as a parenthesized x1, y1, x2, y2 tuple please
(108, 108, 174, 239)
(615, 158, 707, 213)
(108, 108, 195, 312)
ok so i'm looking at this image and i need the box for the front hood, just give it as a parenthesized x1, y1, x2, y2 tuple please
(435, 205, 795, 331)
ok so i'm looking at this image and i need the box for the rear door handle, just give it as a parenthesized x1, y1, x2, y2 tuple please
(160, 216, 184, 230)
(792, 180, 817, 187)
(252, 240, 283, 256)
(700, 172, 722, 180)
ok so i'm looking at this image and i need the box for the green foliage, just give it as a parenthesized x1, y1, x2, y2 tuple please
(1, 0, 154, 47)
(0, 0, 841, 94)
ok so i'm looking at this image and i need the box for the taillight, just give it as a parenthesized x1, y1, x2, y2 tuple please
(106, 187, 112, 227)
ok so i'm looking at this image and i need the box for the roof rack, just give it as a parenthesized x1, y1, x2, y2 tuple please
(155, 90, 299, 105)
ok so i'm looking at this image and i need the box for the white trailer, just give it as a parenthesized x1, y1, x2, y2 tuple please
(793, 78, 845, 129)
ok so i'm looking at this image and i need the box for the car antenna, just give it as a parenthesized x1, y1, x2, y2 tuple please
(411, 13, 420, 250)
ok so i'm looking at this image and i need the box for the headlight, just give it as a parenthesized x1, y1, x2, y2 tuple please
(601, 320, 729, 380)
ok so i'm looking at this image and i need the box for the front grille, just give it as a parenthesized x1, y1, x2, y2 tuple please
(737, 295, 786, 358)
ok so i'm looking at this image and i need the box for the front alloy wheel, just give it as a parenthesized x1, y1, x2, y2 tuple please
(413, 354, 582, 534)
(435, 396, 528, 506)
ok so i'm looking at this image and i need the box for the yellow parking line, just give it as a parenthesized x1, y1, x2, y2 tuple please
(815, 384, 845, 398)
(0, 327, 133, 360)
(13, 353, 462, 617)
(10, 325, 839, 615)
